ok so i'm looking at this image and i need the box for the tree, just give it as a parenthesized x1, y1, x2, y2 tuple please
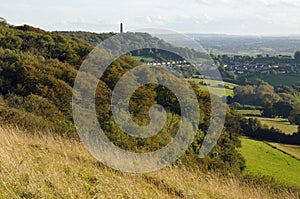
(0, 17, 7, 26)
(272, 101, 293, 118)
(289, 106, 300, 125)
(293, 114, 300, 126)
(294, 51, 300, 63)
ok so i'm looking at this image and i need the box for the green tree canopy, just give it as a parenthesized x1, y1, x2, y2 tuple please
(294, 51, 300, 63)
(0, 17, 7, 26)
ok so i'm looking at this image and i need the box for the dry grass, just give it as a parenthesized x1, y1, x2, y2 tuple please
(0, 125, 298, 199)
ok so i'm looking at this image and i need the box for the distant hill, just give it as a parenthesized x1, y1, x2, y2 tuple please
(159, 34, 300, 56)
(55, 31, 115, 46)
(55, 31, 300, 57)
(55, 30, 214, 77)
(55, 31, 208, 62)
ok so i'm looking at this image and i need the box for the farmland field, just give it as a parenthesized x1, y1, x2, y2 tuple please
(240, 137, 300, 187)
(268, 142, 300, 160)
(248, 117, 298, 135)
(132, 56, 156, 62)
(237, 109, 262, 116)
(189, 78, 237, 97)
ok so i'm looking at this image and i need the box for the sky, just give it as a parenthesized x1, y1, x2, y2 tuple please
(1, 0, 300, 35)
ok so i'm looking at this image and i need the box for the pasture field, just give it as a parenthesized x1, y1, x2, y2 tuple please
(237, 109, 262, 116)
(240, 137, 300, 188)
(132, 56, 156, 62)
(189, 78, 237, 97)
(248, 117, 298, 135)
(267, 142, 300, 160)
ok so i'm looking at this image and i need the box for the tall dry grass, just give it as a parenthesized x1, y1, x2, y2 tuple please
(0, 125, 298, 199)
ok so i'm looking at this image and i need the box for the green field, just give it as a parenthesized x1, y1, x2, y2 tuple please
(132, 56, 156, 62)
(237, 109, 262, 116)
(189, 78, 237, 97)
(248, 117, 298, 135)
(268, 142, 300, 160)
(247, 74, 300, 86)
(240, 137, 300, 187)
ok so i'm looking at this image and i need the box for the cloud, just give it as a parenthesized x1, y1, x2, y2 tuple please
(134, 16, 169, 26)
(48, 18, 117, 32)
(258, 0, 300, 7)
(194, 0, 300, 7)
(1, 0, 300, 35)
(193, 0, 244, 6)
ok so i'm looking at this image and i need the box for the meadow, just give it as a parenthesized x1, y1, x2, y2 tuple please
(240, 137, 300, 188)
(247, 117, 298, 135)
(267, 142, 300, 160)
(0, 126, 298, 199)
(189, 78, 237, 97)
(132, 56, 156, 62)
(237, 109, 262, 116)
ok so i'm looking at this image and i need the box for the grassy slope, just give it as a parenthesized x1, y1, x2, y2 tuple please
(248, 117, 298, 135)
(0, 126, 297, 199)
(189, 78, 237, 97)
(240, 137, 300, 187)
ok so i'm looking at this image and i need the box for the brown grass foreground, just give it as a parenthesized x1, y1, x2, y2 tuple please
(0, 125, 298, 199)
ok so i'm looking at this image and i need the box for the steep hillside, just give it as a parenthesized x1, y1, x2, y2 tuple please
(0, 126, 298, 199)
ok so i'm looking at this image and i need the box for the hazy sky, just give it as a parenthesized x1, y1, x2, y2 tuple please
(1, 0, 300, 35)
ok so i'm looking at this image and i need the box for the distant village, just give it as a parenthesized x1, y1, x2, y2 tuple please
(220, 60, 300, 75)
(144, 54, 300, 77)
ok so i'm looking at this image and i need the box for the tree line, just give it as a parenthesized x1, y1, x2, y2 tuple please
(241, 118, 300, 145)
(229, 83, 300, 125)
